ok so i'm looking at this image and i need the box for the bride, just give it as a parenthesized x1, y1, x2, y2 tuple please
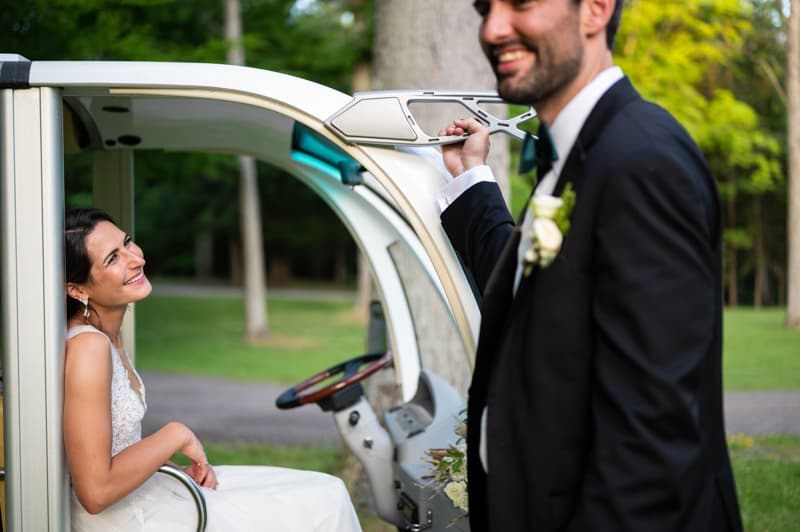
(63, 207, 362, 531)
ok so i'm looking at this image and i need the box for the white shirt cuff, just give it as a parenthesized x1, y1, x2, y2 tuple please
(436, 165, 496, 212)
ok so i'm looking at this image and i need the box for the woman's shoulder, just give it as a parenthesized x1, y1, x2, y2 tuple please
(65, 326, 113, 371)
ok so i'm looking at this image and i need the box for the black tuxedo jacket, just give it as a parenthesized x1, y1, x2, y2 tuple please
(441, 78, 743, 531)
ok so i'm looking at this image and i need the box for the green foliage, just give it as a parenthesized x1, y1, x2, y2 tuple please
(616, 0, 783, 194)
(4, 0, 373, 281)
(552, 182, 575, 235)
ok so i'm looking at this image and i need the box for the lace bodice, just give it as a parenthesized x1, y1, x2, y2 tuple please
(67, 325, 147, 456)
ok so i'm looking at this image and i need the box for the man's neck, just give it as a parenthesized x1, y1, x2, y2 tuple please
(536, 50, 614, 125)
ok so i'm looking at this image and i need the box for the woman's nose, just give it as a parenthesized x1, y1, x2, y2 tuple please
(124, 247, 145, 267)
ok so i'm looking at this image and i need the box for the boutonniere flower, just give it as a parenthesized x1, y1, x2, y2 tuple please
(424, 412, 469, 520)
(523, 183, 576, 276)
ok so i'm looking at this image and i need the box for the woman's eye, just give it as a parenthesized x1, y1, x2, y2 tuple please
(124, 235, 133, 246)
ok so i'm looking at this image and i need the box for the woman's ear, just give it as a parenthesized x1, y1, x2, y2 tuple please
(66, 282, 87, 302)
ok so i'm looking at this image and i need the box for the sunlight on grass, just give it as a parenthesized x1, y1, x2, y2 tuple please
(136, 295, 367, 384)
(728, 434, 800, 531)
(723, 308, 800, 390)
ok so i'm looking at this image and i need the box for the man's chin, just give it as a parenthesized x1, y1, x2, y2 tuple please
(496, 82, 534, 106)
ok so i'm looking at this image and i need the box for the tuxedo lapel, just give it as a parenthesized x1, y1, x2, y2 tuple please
(511, 78, 642, 301)
(554, 76, 641, 198)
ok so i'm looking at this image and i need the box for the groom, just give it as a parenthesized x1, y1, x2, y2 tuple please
(437, 0, 743, 530)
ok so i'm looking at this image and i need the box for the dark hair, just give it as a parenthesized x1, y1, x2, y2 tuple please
(65, 208, 115, 319)
(573, 0, 624, 50)
(606, 0, 624, 50)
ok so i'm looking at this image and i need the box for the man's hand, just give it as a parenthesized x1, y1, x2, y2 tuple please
(440, 117, 490, 177)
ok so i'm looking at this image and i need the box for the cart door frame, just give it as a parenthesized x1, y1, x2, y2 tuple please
(1, 85, 70, 532)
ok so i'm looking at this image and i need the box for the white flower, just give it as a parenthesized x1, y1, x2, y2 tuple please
(532, 218, 563, 266)
(444, 481, 469, 512)
(531, 194, 563, 219)
(522, 184, 576, 275)
(424, 412, 469, 520)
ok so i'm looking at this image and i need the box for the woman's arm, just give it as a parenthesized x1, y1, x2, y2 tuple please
(64, 333, 214, 514)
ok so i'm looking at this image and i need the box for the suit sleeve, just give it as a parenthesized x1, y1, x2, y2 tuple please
(570, 134, 721, 530)
(440, 181, 515, 295)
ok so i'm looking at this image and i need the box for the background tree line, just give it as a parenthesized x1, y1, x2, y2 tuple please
(1, 0, 796, 314)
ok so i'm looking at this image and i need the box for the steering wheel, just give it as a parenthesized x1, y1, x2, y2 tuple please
(275, 351, 392, 410)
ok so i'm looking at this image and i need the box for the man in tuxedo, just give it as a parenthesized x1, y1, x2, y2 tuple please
(437, 0, 744, 530)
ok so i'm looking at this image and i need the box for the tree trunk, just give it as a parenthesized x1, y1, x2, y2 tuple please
(194, 231, 214, 279)
(225, 0, 269, 340)
(753, 197, 768, 307)
(787, 0, 800, 327)
(373, 0, 511, 201)
(726, 193, 739, 306)
(370, 1, 498, 398)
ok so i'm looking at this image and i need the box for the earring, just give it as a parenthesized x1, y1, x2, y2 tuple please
(81, 298, 90, 319)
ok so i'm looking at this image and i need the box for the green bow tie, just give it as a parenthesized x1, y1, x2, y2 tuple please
(518, 121, 559, 177)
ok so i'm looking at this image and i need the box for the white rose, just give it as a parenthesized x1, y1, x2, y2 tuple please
(532, 195, 563, 219)
(444, 481, 469, 511)
(524, 245, 539, 266)
(532, 218, 563, 266)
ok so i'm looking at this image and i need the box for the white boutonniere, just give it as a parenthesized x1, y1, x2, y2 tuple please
(523, 183, 576, 276)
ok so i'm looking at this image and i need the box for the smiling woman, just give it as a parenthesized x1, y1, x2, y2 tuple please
(62, 207, 362, 532)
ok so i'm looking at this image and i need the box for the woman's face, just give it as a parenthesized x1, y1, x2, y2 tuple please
(81, 221, 152, 309)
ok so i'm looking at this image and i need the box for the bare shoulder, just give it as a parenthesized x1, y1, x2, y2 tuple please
(65, 331, 113, 387)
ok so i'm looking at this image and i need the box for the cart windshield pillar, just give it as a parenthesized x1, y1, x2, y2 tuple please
(1, 86, 70, 531)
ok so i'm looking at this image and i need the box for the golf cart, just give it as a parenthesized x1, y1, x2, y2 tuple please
(0, 54, 532, 531)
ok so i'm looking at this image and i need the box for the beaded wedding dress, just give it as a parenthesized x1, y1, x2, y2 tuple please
(67, 325, 362, 532)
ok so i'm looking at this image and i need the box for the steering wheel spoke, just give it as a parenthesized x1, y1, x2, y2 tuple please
(276, 351, 392, 410)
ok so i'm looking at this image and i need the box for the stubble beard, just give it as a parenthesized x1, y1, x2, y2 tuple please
(495, 39, 584, 109)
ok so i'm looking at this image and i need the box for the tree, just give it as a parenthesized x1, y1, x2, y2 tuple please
(615, 0, 784, 307)
(365, 1, 497, 408)
(372, 1, 510, 199)
(224, 0, 270, 342)
(788, 0, 800, 326)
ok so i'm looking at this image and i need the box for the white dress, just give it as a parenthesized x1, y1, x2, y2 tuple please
(67, 325, 362, 532)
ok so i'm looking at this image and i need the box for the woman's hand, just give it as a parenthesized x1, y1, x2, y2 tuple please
(440, 117, 490, 177)
(184, 461, 218, 490)
(178, 425, 218, 489)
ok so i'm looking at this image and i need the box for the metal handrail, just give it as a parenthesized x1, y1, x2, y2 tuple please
(157, 464, 208, 532)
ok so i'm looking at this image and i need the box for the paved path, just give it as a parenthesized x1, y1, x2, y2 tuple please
(142, 372, 341, 445)
(142, 371, 800, 445)
(152, 282, 356, 302)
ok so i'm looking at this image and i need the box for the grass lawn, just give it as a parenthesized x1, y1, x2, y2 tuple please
(136, 295, 366, 384)
(723, 308, 800, 390)
(728, 433, 800, 531)
(137, 295, 800, 391)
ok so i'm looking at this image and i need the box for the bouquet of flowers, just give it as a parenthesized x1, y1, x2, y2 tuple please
(424, 413, 469, 518)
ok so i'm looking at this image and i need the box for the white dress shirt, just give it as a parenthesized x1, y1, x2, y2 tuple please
(436, 66, 624, 473)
